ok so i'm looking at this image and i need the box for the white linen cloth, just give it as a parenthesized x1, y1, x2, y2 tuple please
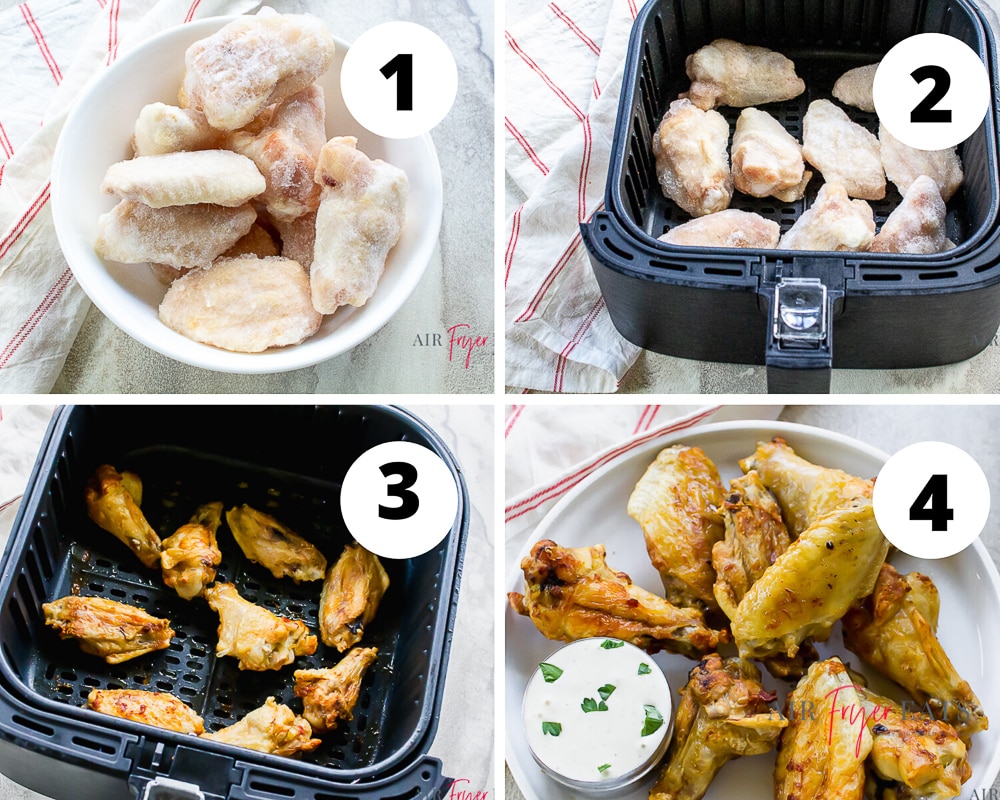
(504, 0, 644, 393)
(0, 0, 258, 392)
(0, 404, 55, 544)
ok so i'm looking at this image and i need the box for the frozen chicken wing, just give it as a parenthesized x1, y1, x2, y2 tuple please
(507, 540, 723, 659)
(778, 183, 876, 252)
(803, 99, 885, 200)
(658, 209, 779, 248)
(275, 211, 316, 270)
(161, 501, 223, 600)
(179, 10, 335, 131)
(201, 697, 320, 756)
(225, 504, 326, 583)
(880, 125, 963, 202)
(872, 175, 955, 254)
(132, 103, 223, 156)
(652, 99, 732, 217)
(319, 542, 390, 652)
(87, 689, 205, 734)
(43, 596, 174, 664)
(311, 136, 408, 313)
(683, 39, 805, 110)
(731, 108, 811, 202)
(293, 646, 378, 733)
(84, 464, 162, 568)
(204, 583, 317, 671)
(833, 63, 879, 113)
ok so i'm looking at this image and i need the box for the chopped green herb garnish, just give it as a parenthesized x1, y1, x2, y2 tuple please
(600, 639, 624, 649)
(641, 704, 664, 737)
(539, 662, 563, 683)
(581, 697, 608, 713)
(542, 721, 562, 736)
(598, 764, 611, 774)
(638, 663, 652, 675)
(598, 683, 616, 701)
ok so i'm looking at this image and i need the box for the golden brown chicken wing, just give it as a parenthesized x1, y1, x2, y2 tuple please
(775, 658, 872, 800)
(319, 542, 390, 652)
(738, 437, 874, 537)
(627, 445, 726, 612)
(87, 689, 205, 734)
(683, 39, 805, 110)
(84, 464, 162, 568)
(649, 654, 786, 800)
(161, 502, 223, 600)
(204, 583, 317, 671)
(225, 505, 326, 583)
(507, 540, 722, 659)
(731, 497, 889, 659)
(201, 697, 320, 756)
(842, 564, 988, 743)
(42, 596, 174, 664)
(293, 646, 378, 733)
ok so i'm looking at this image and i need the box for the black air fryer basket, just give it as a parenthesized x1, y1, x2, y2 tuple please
(581, 0, 1000, 392)
(0, 405, 468, 800)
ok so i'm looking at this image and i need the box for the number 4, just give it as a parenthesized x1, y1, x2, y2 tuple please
(909, 473, 954, 531)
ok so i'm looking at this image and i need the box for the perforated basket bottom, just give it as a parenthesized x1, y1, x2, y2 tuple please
(29, 447, 414, 772)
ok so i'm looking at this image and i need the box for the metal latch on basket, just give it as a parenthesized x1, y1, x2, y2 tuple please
(771, 278, 827, 348)
(140, 777, 205, 800)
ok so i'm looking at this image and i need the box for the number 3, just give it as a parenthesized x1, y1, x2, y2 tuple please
(379, 461, 419, 520)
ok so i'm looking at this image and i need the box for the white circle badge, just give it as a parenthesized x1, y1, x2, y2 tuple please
(872, 441, 989, 559)
(340, 441, 459, 559)
(340, 21, 458, 139)
(873, 33, 990, 151)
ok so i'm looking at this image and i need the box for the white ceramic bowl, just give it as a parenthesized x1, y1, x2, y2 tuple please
(51, 15, 443, 374)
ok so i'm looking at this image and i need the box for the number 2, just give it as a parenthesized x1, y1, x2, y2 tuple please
(380, 53, 414, 111)
(909, 473, 954, 531)
(379, 461, 419, 520)
(910, 64, 952, 123)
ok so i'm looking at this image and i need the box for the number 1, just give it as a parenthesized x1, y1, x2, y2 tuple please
(381, 53, 413, 111)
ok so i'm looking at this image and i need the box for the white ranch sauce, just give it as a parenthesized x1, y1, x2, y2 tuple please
(522, 638, 672, 784)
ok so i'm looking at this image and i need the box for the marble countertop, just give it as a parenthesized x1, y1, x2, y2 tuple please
(0, 403, 494, 800)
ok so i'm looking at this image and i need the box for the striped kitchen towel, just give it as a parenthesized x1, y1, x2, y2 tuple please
(504, 0, 643, 393)
(0, 0, 258, 393)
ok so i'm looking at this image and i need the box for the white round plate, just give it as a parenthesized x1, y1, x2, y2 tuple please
(505, 420, 1000, 800)
(51, 15, 442, 374)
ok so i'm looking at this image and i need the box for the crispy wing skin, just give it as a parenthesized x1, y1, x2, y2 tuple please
(319, 543, 390, 652)
(84, 464, 162, 568)
(507, 540, 722, 659)
(201, 697, 320, 756)
(627, 445, 726, 612)
(293, 646, 378, 733)
(683, 39, 805, 109)
(739, 437, 873, 537)
(87, 689, 205, 734)
(731, 497, 889, 659)
(226, 505, 326, 583)
(42, 596, 174, 664)
(842, 564, 988, 742)
(775, 658, 873, 800)
(856, 686, 971, 800)
(650, 655, 785, 800)
(161, 501, 223, 600)
(204, 583, 317, 670)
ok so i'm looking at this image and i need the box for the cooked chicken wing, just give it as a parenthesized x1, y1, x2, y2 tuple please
(872, 175, 955, 254)
(775, 658, 872, 800)
(738, 437, 874, 537)
(658, 209, 779, 248)
(842, 564, 988, 743)
(731, 497, 889, 659)
(880, 126, 963, 202)
(226, 505, 326, 583)
(42, 596, 174, 664)
(683, 39, 805, 110)
(778, 183, 876, 252)
(319, 542, 390, 652)
(161, 501, 223, 600)
(84, 464, 162, 568)
(201, 697, 320, 756)
(803, 99, 885, 200)
(732, 108, 811, 202)
(87, 689, 205, 734)
(627, 445, 726, 612)
(649, 654, 786, 800)
(652, 99, 732, 217)
(204, 583, 317, 670)
(856, 685, 971, 800)
(833, 63, 879, 113)
(507, 540, 722, 658)
(293, 646, 378, 733)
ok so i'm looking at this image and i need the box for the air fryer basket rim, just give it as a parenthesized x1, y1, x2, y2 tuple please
(0, 404, 470, 789)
